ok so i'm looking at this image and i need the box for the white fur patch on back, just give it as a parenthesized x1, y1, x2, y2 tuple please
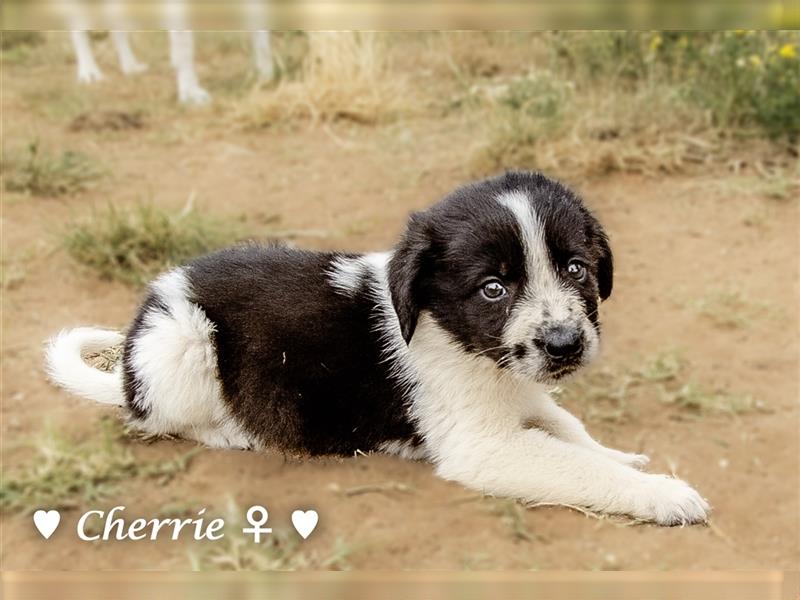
(328, 255, 366, 296)
(328, 252, 391, 296)
(129, 268, 255, 449)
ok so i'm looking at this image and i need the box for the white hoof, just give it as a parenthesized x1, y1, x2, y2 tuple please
(77, 66, 104, 84)
(179, 85, 212, 105)
(121, 61, 149, 75)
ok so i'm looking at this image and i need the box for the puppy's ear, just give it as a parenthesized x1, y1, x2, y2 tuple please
(388, 212, 432, 344)
(583, 206, 614, 301)
(596, 229, 613, 301)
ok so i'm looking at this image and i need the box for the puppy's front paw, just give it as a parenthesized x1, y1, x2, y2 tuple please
(632, 474, 710, 526)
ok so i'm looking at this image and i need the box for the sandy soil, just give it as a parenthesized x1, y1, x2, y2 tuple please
(1, 33, 798, 570)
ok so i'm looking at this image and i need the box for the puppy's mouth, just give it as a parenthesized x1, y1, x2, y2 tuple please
(542, 360, 583, 381)
(504, 352, 585, 383)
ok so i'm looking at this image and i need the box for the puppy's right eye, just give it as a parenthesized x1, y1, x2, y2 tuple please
(481, 280, 507, 300)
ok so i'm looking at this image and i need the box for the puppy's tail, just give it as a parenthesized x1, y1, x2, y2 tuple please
(44, 327, 126, 406)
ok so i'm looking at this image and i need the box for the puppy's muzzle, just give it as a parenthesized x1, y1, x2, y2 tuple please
(535, 324, 585, 364)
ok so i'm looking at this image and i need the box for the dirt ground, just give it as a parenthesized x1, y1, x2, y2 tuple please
(1, 33, 799, 571)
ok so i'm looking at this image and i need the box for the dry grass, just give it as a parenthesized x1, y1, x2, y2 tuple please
(703, 169, 800, 203)
(0, 260, 27, 291)
(417, 33, 547, 84)
(329, 481, 414, 497)
(234, 32, 408, 128)
(469, 73, 731, 179)
(84, 344, 124, 372)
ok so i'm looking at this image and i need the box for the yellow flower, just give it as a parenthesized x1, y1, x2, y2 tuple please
(778, 43, 797, 58)
(749, 54, 762, 67)
(649, 35, 662, 52)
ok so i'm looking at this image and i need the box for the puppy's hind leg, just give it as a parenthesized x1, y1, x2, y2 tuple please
(125, 269, 253, 450)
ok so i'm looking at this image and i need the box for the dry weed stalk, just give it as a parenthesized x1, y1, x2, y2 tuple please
(236, 32, 407, 127)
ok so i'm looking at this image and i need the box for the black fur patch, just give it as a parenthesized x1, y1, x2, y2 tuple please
(185, 244, 418, 456)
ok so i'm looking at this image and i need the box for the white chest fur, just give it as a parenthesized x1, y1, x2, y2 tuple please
(407, 313, 547, 463)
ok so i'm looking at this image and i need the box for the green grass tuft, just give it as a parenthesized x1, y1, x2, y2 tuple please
(487, 498, 534, 542)
(4, 141, 104, 197)
(0, 418, 200, 513)
(659, 382, 767, 415)
(635, 351, 685, 383)
(62, 202, 242, 286)
(0, 31, 45, 64)
(691, 288, 771, 329)
(1, 31, 44, 50)
(557, 351, 766, 421)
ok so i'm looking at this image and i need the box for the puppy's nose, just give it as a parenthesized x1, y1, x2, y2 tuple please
(538, 325, 584, 360)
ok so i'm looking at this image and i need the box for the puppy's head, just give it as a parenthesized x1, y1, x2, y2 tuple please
(389, 171, 613, 383)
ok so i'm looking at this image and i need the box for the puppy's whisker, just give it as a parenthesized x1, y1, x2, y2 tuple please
(473, 344, 509, 357)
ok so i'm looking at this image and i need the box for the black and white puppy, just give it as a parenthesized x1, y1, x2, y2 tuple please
(46, 171, 709, 525)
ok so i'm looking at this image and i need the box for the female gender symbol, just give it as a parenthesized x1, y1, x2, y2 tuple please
(242, 505, 272, 543)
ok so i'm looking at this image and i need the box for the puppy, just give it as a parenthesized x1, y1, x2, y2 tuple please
(46, 171, 709, 525)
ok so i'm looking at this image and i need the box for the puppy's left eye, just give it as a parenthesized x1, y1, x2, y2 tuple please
(481, 280, 508, 300)
(566, 260, 587, 282)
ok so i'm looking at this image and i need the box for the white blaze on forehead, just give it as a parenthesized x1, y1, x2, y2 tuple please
(497, 190, 542, 257)
(496, 190, 576, 323)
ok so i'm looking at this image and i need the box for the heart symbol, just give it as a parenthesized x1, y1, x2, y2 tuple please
(33, 509, 61, 539)
(291, 509, 318, 539)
